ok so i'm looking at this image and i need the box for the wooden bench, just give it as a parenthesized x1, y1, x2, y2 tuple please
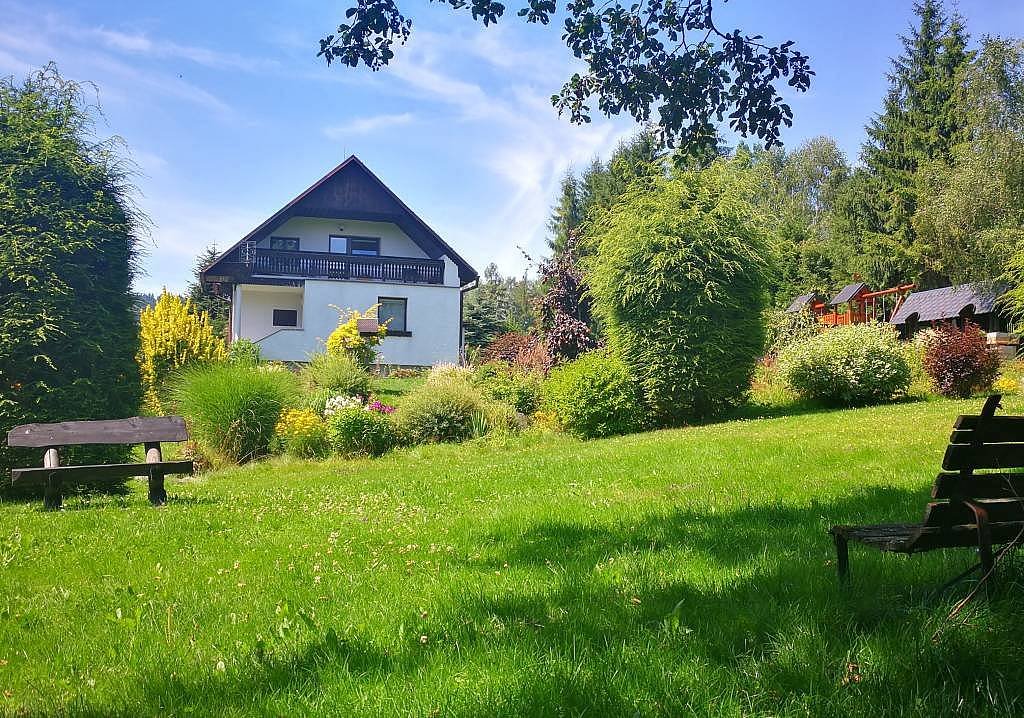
(830, 395, 1024, 582)
(8, 416, 194, 510)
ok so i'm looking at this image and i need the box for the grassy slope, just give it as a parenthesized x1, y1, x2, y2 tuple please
(2, 397, 1024, 717)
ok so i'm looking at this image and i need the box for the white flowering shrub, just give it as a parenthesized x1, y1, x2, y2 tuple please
(323, 394, 364, 416)
(778, 323, 911, 406)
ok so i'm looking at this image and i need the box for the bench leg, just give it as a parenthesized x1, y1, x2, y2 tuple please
(148, 468, 167, 506)
(834, 534, 850, 580)
(43, 474, 62, 511)
(833, 534, 849, 580)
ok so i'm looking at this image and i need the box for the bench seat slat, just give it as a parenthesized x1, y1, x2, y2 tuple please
(832, 521, 1024, 553)
(11, 460, 194, 484)
(7, 416, 188, 448)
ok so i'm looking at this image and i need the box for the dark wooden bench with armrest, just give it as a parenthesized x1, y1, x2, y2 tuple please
(829, 395, 1024, 582)
(8, 416, 194, 510)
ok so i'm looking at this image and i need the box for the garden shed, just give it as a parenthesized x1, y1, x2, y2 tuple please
(889, 282, 1012, 336)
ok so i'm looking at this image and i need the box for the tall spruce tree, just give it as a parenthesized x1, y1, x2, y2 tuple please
(858, 0, 970, 287)
(546, 172, 583, 254)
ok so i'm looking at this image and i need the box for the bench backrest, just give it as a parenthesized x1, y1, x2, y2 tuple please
(7, 416, 188, 448)
(919, 394, 1024, 531)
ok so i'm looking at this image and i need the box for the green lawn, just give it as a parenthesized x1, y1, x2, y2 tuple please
(2, 397, 1024, 716)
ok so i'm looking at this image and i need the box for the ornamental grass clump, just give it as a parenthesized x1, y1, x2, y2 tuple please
(302, 352, 372, 397)
(778, 323, 911, 407)
(398, 373, 487, 444)
(172, 363, 300, 466)
(326, 403, 399, 457)
(541, 348, 645, 439)
(922, 322, 1000, 398)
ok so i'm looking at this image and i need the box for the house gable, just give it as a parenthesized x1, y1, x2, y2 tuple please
(204, 156, 477, 285)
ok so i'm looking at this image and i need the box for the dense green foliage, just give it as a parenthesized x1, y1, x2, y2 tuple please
(921, 323, 1001, 398)
(541, 349, 645, 439)
(171, 364, 300, 466)
(0, 67, 142, 478)
(778, 323, 912, 407)
(187, 244, 230, 336)
(5, 398, 1024, 715)
(301, 352, 372, 397)
(227, 338, 262, 367)
(473, 362, 542, 416)
(398, 373, 486, 444)
(326, 406, 398, 457)
(462, 264, 537, 350)
(588, 159, 774, 425)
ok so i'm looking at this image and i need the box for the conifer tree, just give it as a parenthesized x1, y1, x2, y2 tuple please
(859, 0, 971, 286)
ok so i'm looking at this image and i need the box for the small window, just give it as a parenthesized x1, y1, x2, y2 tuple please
(328, 235, 347, 254)
(378, 297, 407, 333)
(272, 309, 298, 327)
(349, 238, 380, 256)
(269, 237, 299, 251)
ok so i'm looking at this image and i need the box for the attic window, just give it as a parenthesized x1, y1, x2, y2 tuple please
(269, 237, 299, 251)
(349, 238, 380, 257)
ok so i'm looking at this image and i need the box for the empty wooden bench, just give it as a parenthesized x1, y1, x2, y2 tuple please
(8, 416, 194, 510)
(830, 395, 1024, 582)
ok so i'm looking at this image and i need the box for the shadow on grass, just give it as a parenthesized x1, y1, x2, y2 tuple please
(62, 485, 1024, 716)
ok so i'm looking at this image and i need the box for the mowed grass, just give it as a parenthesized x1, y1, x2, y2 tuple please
(3, 397, 1024, 716)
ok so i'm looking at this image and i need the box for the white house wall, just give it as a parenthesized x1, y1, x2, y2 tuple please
(237, 285, 304, 343)
(246, 279, 461, 366)
(256, 217, 428, 258)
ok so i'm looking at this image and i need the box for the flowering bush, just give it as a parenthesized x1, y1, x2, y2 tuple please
(325, 305, 388, 368)
(326, 406, 398, 457)
(778, 323, 911, 406)
(426, 362, 473, 385)
(137, 290, 226, 412)
(541, 348, 646, 439)
(274, 408, 330, 459)
(302, 352, 372, 397)
(994, 375, 1021, 395)
(922, 322, 1000, 398)
(323, 394, 363, 416)
(473, 362, 542, 414)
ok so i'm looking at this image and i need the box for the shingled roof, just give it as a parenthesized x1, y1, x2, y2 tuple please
(889, 282, 1006, 325)
(829, 282, 868, 306)
(785, 292, 824, 313)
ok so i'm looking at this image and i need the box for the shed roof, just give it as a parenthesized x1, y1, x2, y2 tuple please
(829, 282, 868, 306)
(785, 292, 823, 313)
(889, 282, 1006, 325)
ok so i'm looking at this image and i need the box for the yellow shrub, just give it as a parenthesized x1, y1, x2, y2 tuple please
(325, 305, 388, 368)
(993, 375, 1021, 395)
(137, 290, 226, 412)
(274, 408, 323, 439)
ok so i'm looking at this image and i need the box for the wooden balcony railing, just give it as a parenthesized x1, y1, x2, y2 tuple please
(240, 248, 445, 285)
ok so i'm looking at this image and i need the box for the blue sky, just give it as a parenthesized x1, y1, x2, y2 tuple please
(2, 1, 1022, 293)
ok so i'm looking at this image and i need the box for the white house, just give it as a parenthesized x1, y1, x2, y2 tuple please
(203, 156, 478, 366)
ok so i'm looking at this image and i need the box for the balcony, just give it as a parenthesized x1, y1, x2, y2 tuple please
(239, 248, 445, 285)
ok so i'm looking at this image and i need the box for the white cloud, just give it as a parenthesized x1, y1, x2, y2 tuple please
(323, 112, 414, 138)
(88, 27, 278, 72)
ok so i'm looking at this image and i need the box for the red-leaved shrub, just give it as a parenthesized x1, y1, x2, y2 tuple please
(921, 322, 1000, 398)
(479, 332, 555, 374)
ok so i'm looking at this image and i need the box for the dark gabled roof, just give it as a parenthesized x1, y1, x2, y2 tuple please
(203, 155, 477, 285)
(786, 292, 823, 313)
(890, 282, 1007, 325)
(829, 282, 868, 306)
